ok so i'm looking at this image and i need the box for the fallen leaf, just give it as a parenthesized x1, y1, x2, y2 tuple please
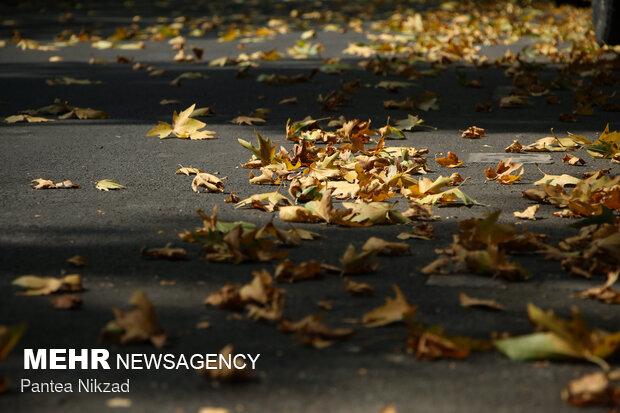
(573, 271, 620, 304)
(561, 370, 620, 407)
(344, 277, 374, 296)
(563, 153, 586, 166)
(459, 291, 505, 311)
(95, 179, 126, 191)
(198, 344, 251, 381)
(192, 173, 224, 193)
(51, 295, 83, 310)
(101, 290, 166, 348)
(4, 114, 54, 123)
(362, 284, 416, 327)
(461, 126, 486, 139)
(361, 237, 410, 256)
(66, 255, 87, 267)
(279, 97, 298, 104)
(31, 178, 80, 189)
(147, 104, 215, 139)
(176, 165, 204, 175)
(279, 314, 356, 348)
(513, 205, 539, 221)
(141, 244, 187, 260)
(231, 116, 266, 126)
(494, 303, 620, 369)
(274, 260, 325, 283)
(12, 274, 82, 295)
(435, 152, 463, 168)
(340, 244, 379, 274)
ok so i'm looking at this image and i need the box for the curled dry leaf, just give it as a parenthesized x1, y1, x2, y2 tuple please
(95, 179, 126, 191)
(66, 255, 87, 267)
(461, 126, 486, 139)
(51, 294, 83, 310)
(573, 271, 620, 304)
(5, 114, 54, 123)
(505, 140, 523, 153)
(513, 205, 539, 221)
(141, 244, 187, 260)
(435, 152, 463, 168)
(459, 291, 505, 311)
(361, 237, 410, 256)
(12, 274, 82, 295)
(274, 260, 325, 283)
(484, 159, 523, 184)
(231, 116, 266, 126)
(31, 178, 80, 189)
(176, 165, 204, 176)
(562, 153, 586, 166)
(278, 314, 356, 348)
(397, 222, 436, 240)
(362, 284, 416, 327)
(192, 173, 224, 193)
(340, 244, 380, 274)
(344, 277, 374, 296)
(197, 344, 251, 382)
(561, 370, 620, 407)
(101, 290, 166, 348)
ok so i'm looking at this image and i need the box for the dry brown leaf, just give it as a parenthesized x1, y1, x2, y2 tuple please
(274, 260, 325, 283)
(141, 244, 187, 260)
(12, 274, 82, 295)
(101, 290, 166, 348)
(461, 126, 486, 139)
(435, 152, 463, 168)
(362, 284, 416, 327)
(340, 244, 380, 274)
(484, 158, 523, 184)
(66, 255, 87, 267)
(176, 165, 204, 175)
(563, 153, 586, 166)
(344, 277, 374, 296)
(561, 370, 620, 407)
(198, 344, 251, 381)
(279, 97, 298, 104)
(31, 178, 80, 189)
(51, 294, 83, 310)
(192, 173, 224, 193)
(573, 271, 620, 304)
(231, 116, 266, 126)
(459, 291, 505, 311)
(279, 314, 356, 348)
(361, 237, 410, 256)
(513, 205, 539, 221)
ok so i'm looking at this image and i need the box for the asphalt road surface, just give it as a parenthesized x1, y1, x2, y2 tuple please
(0, 1, 618, 412)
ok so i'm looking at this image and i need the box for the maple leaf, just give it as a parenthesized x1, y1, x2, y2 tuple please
(573, 270, 620, 304)
(147, 104, 215, 139)
(435, 152, 462, 168)
(51, 295, 83, 310)
(31, 178, 80, 189)
(279, 314, 356, 348)
(236, 192, 293, 212)
(95, 179, 126, 191)
(4, 114, 54, 123)
(344, 277, 374, 296)
(361, 237, 410, 256)
(484, 158, 523, 184)
(362, 284, 416, 327)
(459, 291, 505, 311)
(586, 123, 620, 160)
(197, 344, 252, 382)
(561, 370, 620, 407)
(394, 114, 435, 131)
(461, 126, 486, 139)
(141, 244, 187, 260)
(175, 165, 204, 175)
(238, 130, 277, 166)
(340, 244, 380, 274)
(274, 260, 325, 283)
(231, 116, 266, 126)
(191, 173, 224, 193)
(101, 290, 166, 348)
(513, 205, 539, 220)
(12, 274, 82, 295)
(494, 303, 620, 369)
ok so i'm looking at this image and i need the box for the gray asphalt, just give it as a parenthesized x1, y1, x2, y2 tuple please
(0, 1, 618, 412)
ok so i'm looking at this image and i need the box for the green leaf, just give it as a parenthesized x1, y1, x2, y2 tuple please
(494, 332, 583, 361)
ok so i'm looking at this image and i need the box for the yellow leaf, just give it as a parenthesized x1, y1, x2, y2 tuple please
(362, 284, 416, 327)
